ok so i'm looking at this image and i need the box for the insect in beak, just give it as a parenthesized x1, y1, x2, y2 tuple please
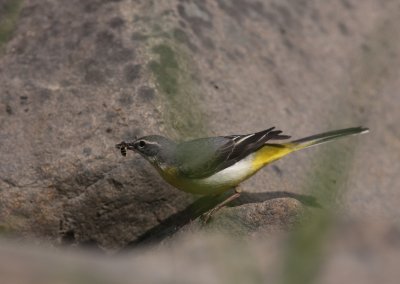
(115, 142, 128, 156)
(115, 136, 138, 157)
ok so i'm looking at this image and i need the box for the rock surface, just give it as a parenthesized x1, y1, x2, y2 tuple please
(2, 220, 400, 284)
(0, 0, 399, 266)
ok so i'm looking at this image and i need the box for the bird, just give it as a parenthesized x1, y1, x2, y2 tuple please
(116, 126, 369, 222)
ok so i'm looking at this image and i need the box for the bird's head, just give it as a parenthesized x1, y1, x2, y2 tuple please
(116, 135, 175, 164)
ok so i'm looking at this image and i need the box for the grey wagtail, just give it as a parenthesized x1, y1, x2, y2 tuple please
(116, 126, 368, 221)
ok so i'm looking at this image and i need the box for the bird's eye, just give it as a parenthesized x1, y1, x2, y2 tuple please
(138, 140, 146, 148)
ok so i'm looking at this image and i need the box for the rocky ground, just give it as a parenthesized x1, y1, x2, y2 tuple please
(1, 0, 400, 283)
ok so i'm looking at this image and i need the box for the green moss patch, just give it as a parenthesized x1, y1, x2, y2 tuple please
(0, 0, 23, 52)
(149, 42, 207, 139)
(149, 44, 179, 96)
(281, 142, 355, 284)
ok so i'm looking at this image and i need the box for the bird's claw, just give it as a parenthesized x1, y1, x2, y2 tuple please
(200, 209, 216, 224)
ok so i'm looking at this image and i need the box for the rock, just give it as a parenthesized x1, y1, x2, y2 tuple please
(1, 0, 400, 253)
(1, 220, 400, 284)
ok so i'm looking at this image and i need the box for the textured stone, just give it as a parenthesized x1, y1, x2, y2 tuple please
(0, 0, 399, 256)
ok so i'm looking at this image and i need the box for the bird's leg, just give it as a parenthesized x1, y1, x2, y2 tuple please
(201, 187, 241, 223)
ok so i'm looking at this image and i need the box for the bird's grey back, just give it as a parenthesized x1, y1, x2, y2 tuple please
(175, 137, 234, 178)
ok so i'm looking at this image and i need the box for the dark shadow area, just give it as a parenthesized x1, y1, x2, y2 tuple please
(121, 190, 321, 252)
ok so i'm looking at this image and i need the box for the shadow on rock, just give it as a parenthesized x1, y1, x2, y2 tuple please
(122, 190, 321, 251)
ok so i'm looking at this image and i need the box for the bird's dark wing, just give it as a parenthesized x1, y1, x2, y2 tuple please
(176, 127, 290, 179)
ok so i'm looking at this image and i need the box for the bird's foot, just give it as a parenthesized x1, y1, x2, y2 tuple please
(199, 191, 241, 224)
(200, 208, 218, 224)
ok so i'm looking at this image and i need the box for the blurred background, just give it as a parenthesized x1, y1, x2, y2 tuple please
(1, 0, 400, 283)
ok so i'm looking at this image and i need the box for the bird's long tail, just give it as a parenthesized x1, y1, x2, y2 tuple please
(252, 127, 369, 170)
(288, 127, 369, 151)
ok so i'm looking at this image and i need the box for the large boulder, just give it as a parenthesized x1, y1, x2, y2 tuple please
(1, 0, 399, 252)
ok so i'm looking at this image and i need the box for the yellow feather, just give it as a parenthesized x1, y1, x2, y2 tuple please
(251, 144, 294, 171)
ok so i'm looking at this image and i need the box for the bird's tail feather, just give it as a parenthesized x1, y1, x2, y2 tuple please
(288, 127, 369, 150)
(252, 127, 368, 170)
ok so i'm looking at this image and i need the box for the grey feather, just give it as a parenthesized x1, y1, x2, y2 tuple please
(176, 127, 291, 178)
